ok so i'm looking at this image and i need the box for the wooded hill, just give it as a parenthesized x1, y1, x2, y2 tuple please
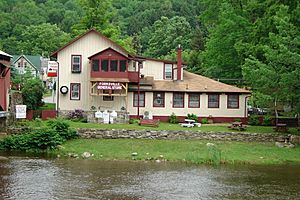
(0, 0, 299, 114)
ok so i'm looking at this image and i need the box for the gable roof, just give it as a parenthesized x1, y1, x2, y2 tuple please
(150, 71, 250, 93)
(12, 55, 42, 71)
(88, 47, 129, 59)
(50, 29, 131, 58)
(0, 50, 12, 58)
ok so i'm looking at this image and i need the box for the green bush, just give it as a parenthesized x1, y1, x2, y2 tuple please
(129, 118, 139, 124)
(169, 112, 178, 124)
(187, 113, 198, 122)
(248, 115, 260, 125)
(0, 118, 78, 151)
(234, 118, 241, 122)
(262, 115, 273, 126)
(201, 118, 208, 124)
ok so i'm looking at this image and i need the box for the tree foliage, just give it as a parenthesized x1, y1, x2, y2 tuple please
(21, 78, 45, 110)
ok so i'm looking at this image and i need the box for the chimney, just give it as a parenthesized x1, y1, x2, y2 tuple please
(177, 45, 182, 81)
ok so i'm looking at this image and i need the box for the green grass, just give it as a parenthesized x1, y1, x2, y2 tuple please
(24, 119, 298, 134)
(38, 103, 56, 110)
(55, 139, 300, 165)
(43, 90, 53, 97)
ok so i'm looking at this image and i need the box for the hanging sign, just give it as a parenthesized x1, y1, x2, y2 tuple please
(47, 61, 58, 77)
(16, 105, 27, 119)
(97, 82, 122, 90)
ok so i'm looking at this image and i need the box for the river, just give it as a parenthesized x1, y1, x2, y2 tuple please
(0, 155, 299, 200)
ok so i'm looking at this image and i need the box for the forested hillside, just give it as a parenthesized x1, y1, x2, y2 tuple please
(0, 0, 299, 113)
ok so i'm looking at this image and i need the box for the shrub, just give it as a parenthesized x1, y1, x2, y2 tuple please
(129, 118, 139, 124)
(201, 118, 208, 124)
(262, 115, 272, 126)
(68, 109, 85, 121)
(248, 115, 260, 125)
(169, 113, 178, 124)
(234, 118, 241, 122)
(47, 118, 78, 140)
(187, 113, 198, 122)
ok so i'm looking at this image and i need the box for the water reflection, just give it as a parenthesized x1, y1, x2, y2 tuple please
(0, 157, 300, 200)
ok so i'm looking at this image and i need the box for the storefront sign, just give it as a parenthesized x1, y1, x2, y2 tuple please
(16, 105, 27, 119)
(47, 61, 58, 77)
(97, 82, 122, 90)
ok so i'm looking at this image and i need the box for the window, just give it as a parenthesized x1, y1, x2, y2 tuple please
(70, 83, 80, 100)
(173, 92, 184, 108)
(92, 60, 99, 72)
(110, 60, 118, 72)
(101, 60, 108, 72)
(103, 90, 114, 101)
(228, 94, 239, 108)
(208, 94, 219, 108)
(164, 63, 173, 79)
(133, 92, 145, 107)
(153, 92, 165, 107)
(71, 55, 81, 73)
(120, 60, 127, 72)
(188, 93, 200, 108)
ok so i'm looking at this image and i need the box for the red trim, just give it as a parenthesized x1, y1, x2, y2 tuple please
(71, 55, 82, 73)
(50, 29, 130, 58)
(133, 91, 145, 107)
(88, 47, 128, 59)
(177, 47, 182, 80)
(164, 63, 173, 80)
(70, 83, 81, 100)
(173, 92, 184, 108)
(153, 92, 165, 107)
(188, 93, 200, 108)
(208, 94, 220, 108)
(227, 94, 239, 109)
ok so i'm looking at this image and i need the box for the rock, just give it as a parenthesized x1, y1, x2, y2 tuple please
(275, 142, 285, 148)
(131, 152, 138, 156)
(57, 155, 61, 158)
(0, 156, 9, 161)
(81, 152, 91, 158)
(206, 142, 215, 147)
(159, 155, 164, 158)
(287, 143, 295, 148)
(155, 159, 161, 163)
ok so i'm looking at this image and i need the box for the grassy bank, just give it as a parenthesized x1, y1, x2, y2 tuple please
(55, 139, 300, 165)
(24, 119, 299, 134)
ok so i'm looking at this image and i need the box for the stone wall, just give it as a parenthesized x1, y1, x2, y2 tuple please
(78, 128, 288, 142)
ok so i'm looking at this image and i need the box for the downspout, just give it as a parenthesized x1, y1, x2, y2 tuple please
(56, 62, 60, 116)
(137, 61, 140, 118)
(244, 95, 251, 122)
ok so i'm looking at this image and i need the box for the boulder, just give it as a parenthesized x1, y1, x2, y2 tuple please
(81, 152, 91, 158)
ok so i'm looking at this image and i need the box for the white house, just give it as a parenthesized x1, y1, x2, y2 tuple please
(51, 29, 251, 123)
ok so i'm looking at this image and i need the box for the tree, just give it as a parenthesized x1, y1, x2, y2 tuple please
(242, 5, 300, 114)
(22, 77, 45, 110)
(144, 16, 192, 58)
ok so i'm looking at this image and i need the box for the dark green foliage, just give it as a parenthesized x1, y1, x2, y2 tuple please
(169, 113, 178, 124)
(262, 115, 273, 126)
(129, 118, 139, 124)
(201, 118, 208, 124)
(187, 113, 198, 122)
(248, 115, 260, 126)
(21, 78, 45, 110)
(234, 118, 241, 122)
(0, 118, 77, 151)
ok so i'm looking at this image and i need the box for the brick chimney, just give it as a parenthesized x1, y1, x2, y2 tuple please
(177, 45, 182, 81)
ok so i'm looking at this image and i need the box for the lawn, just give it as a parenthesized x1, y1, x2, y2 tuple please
(24, 119, 299, 134)
(55, 139, 300, 165)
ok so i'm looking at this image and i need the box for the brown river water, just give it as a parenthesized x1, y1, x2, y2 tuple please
(0, 154, 299, 200)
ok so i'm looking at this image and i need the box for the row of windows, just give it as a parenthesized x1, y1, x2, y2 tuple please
(69, 85, 239, 109)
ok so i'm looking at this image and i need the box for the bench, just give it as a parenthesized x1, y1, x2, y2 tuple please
(180, 123, 194, 128)
(228, 122, 247, 131)
(275, 118, 300, 133)
(139, 119, 160, 127)
(273, 123, 288, 132)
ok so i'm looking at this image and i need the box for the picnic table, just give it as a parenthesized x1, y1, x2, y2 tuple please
(274, 123, 288, 132)
(228, 121, 247, 131)
(180, 119, 195, 128)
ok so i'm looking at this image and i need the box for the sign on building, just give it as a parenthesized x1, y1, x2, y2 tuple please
(97, 82, 122, 90)
(16, 105, 27, 119)
(47, 61, 58, 77)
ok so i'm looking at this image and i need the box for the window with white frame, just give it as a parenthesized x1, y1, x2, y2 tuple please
(71, 55, 81, 72)
(153, 92, 165, 107)
(164, 63, 173, 79)
(70, 83, 80, 100)
(133, 92, 145, 107)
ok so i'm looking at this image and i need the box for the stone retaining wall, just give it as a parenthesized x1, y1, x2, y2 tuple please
(78, 128, 288, 142)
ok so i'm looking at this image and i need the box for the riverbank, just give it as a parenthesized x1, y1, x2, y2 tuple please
(54, 139, 300, 165)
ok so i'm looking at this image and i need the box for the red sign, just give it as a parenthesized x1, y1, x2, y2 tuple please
(97, 82, 122, 90)
(47, 61, 58, 77)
